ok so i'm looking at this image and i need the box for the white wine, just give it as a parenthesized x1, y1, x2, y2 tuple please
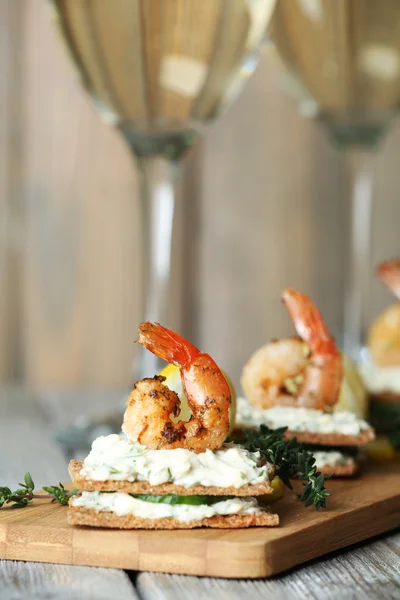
(51, 0, 275, 141)
(268, 0, 400, 146)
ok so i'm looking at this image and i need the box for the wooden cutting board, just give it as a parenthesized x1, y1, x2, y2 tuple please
(0, 464, 399, 579)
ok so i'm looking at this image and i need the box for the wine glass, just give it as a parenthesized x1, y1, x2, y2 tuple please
(267, 0, 400, 361)
(48, 0, 276, 454)
(50, 0, 276, 379)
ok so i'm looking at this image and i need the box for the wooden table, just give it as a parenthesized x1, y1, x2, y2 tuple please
(1, 387, 399, 600)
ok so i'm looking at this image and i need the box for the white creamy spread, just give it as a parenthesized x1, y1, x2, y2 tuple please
(313, 451, 354, 468)
(80, 434, 272, 488)
(236, 397, 369, 435)
(359, 362, 400, 394)
(71, 491, 262, 523)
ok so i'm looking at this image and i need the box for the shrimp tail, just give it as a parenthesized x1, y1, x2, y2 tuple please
(137, 322, 200, 368)
(377, 258, 400, 300)
(282, 288, 336, 354)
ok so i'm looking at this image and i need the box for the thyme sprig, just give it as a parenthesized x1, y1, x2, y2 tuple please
(0, 473, 78, 508)
(242, 425, 332, 510)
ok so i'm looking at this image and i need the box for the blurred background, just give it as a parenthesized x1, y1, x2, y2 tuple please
(1, 0, 400, 403)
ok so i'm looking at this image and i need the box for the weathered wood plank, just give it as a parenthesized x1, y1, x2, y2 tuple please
(10, 0, 400, 392)
(22, 0, 140, 390)
(0, 0, 24, 380)
(137, 531, 400, 600)
(198, 54, 348, 387)
(0, 562, 138, 600)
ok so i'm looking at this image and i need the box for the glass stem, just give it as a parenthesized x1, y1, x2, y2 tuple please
(133, 152, 183, 379)
(343, 148, 375, 361)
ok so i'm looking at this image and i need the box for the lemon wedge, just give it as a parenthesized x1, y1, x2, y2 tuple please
(334, 353, 368, 419)
(158, 363, 237, 437)
(257, 476, 285, 505)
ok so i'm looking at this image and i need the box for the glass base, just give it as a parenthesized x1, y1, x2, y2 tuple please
(325, 122, 386, 150)
(55, 411, 123, 461)
(120, 128, 197, 160)
(38, 389, 127, 461)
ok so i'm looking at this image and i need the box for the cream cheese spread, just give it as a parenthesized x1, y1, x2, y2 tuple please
(359, 362, 400, 394)
(80, 434, 272, 488)
(313, 451, 355, 468)
(236, 397, 369, 435)
(71, 491, 262, 523)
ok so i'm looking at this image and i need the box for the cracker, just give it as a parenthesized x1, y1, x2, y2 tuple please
(232, 426, 375, 447)
(68, 505, 279, 529)
(68, 460, 274, 497)
(317, 460, 359, 477)
(282, 428, 375, 447)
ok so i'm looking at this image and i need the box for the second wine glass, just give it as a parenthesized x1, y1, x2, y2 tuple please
(267, 0, 400, 361)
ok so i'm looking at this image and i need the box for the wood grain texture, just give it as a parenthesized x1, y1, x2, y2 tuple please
(137, 532, 400, 600)
(197, 52, 400, 389)
(2, 1, 400, 395)
(0, 465, 399, 578)
(197, 55, 348, 387)
(23, 0, 140, 389)
(0, 0, 24, 380)
(0, 562, 138, 600)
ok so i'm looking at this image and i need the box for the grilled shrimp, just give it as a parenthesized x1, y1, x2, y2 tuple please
(241, 288, 343, 411)
(122, 322, 231, 453)
(368, 258, 400, 366)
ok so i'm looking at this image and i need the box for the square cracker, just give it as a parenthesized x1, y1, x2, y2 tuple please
(68, 505, 279, 529)
(68, 460, 274, 496)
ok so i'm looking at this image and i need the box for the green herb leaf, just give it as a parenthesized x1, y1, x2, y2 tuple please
(0, 475, 79, 509)
(24, 472, 35, 491)
(42, 483, 78, 505)
(240, 424, 331, 510)
(109, 467, 121, 475)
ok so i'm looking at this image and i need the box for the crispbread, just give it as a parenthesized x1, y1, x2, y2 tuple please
(317, 460, 359, 477)
(232, 426, 375, 447)
(68, 505, 279, 529)
(68, 460, 274, 497)
(282, 427, 375, 447)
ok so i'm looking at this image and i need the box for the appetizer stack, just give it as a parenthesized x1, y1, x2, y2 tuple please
(68, 323, 279, 529)
(359, 259, 400, 455)
(238, 288, 375, 476)
(236, 401, 374, 476)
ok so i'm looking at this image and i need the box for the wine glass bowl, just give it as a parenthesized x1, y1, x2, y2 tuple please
(268, 0, 400, 148)
(51, 0, 276, 154)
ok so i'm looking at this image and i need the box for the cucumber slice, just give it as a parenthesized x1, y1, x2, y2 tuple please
(130, 494, 233, 506)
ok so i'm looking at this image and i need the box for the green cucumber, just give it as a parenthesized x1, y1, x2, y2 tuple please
(129, 494, 233, 506)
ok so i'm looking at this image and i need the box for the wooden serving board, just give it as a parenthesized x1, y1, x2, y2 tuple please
(0, 464, 399, 579)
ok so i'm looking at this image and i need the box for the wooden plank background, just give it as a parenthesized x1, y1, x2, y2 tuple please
(1, 0, 400, 392)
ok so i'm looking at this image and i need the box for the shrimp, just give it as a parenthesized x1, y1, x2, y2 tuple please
(241, 288, 343, 411)
(122, 322, 231, 452)
(368, 258, 400, 367)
